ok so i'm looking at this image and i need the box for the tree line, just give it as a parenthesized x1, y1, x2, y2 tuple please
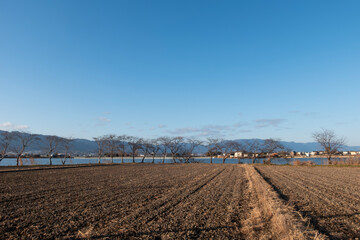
(0, 132, 73, 166)
(0, 129, 346, 166)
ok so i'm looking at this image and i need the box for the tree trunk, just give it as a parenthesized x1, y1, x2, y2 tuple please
(238, 158, 241, 164)
(16, 156, 20, 166)
(111, 156, 114, 163)
(132, 155, 135, 163)
(121, 154, 124, 164)
(49, 156, 52, 166)
(162, 155, 165, 164)
(62, 151, 67, 165)
(152, 155, 155, 163)
(141, 156, 145, 163)
(210, 155, 213, 164)
(222, 158, 226, 164)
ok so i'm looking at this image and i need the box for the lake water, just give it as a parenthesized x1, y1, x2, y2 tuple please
(0, 157, 329, 166)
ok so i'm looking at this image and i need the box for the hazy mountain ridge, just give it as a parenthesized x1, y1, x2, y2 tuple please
(1, 131, 359, 154)
(0, 130, 97, 154)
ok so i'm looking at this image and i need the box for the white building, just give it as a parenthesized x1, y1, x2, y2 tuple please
(234, 152, 243, 158)
(310, 151, 318, 156)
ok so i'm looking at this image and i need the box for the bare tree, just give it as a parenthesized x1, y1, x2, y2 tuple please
(117, 135, 128, 164)
(127, 136, 142, 163)
(179, 138, 203, 163)
(207, 137, 221, 164)
(245, 139, 262, 164)
(94, 136, 107, 164)
(61, 137, 73, 165)
(104, 134, 118, 163)
(261, 138, 284, 164)
(140, 139, 151, 163)
(0, 131, 15, 162)
(149, 139, 160, 163)
(215, 140, 236, 164)
(45, 135, 62, 166)
(158, 136, 171, 163)
(168, 136, 184, 163)
(313, 129, 345, 164)
(11, 132, 39, 166)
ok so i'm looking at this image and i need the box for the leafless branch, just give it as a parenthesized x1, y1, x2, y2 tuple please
(313, 129, 346, 164)
(0, 131, 15, 162)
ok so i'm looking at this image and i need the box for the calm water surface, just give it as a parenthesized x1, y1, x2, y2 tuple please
(0, 157, 328, 166)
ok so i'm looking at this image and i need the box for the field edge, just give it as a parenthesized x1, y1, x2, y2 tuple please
(242, 165, 326, 240)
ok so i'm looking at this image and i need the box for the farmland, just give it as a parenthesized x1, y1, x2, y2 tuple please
(256, 165, 360, 239)
(2, 163, 358, 239)
(1, 164, 251, 239)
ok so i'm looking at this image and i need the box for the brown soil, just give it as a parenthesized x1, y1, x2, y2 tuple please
(256, 165, 360, 239)
(0, 164, 250, 239)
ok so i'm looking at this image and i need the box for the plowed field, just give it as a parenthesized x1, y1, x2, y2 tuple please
(0, 164, 249, 239)
(256, 165, 360, 239)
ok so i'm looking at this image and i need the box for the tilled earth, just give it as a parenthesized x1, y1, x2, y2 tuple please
(256, 165, 360, 239)
(0, 164, 249, 239)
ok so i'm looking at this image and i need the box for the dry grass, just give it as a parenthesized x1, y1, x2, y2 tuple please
(293, 160, 316, 166)
(76, 225, 94, 239)
(241, 165, 325, 240)
(329, 156, 360, 165)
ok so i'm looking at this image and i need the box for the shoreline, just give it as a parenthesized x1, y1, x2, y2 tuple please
(73, 156, 356, 160)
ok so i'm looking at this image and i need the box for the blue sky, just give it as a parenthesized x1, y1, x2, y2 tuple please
(1, 0, 360, 145)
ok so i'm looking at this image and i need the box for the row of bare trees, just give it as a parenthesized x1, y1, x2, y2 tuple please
(206, 137, 289, 164)
(1, 128, 346, 166)
(92, 135, 291, 164)
(92, 135, 203, 164)
(0, 131, 73, 166)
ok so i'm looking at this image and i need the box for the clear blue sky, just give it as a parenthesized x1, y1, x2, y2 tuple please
(1, 0, 360, 145)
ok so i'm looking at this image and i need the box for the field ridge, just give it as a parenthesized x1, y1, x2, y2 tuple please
(242, 165, 326, 240)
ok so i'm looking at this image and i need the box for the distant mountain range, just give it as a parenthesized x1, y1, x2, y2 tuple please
(1, 130, 359, 155)
(0, 131, 98, 155)
(231, 139, 360, 152)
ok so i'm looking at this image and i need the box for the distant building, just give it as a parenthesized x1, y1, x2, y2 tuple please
(310, 151, 318, 156)
(234, 152, 243, 158)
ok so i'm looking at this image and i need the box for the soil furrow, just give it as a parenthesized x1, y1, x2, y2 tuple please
(257, 166, 360, 239)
